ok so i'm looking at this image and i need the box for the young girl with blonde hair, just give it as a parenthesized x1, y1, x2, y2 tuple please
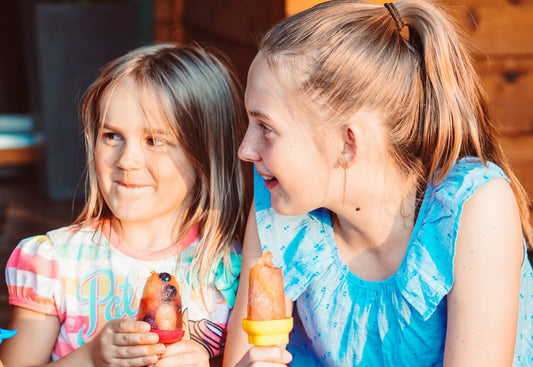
(225, 0, 533, 365)
(1, 43, 246, 366)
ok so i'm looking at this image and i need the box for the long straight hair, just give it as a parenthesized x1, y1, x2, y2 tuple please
(257, 0, 532, 247)
(77, 43, 247, 286)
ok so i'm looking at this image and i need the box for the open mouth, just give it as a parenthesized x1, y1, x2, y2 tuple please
(263, 175, 278, 189)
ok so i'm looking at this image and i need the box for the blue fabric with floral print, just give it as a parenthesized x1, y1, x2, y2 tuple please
(254, 157, 533, 366)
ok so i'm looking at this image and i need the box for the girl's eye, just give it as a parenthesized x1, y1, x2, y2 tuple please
(258, 122, 274, 135)
(102, 132, 121, 141)
(147, 137, 165, 147)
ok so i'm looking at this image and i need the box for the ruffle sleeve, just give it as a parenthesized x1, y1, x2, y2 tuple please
(396, 157, 509, 320)
(254, 169, 335, 301)
(5, 235, 63, 316)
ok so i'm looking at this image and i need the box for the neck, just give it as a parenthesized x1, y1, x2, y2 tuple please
(110, 216, 184, 252)
(331, 162, 418, 280)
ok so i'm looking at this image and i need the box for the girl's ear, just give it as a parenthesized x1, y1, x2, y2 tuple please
(340, 125, 357, 168)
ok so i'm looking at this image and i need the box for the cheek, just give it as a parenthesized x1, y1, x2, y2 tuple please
(180, 168, 197, 194)
(162, 158, 197, 192)
(94, 145, 113, 168)
(94, 148, 116, 186)
(93, 151, 105, 177)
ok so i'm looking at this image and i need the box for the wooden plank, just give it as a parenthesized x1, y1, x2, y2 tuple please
(500, 134, 533, 225)
(0, 147, 39, 166)
(211, 1, 284, 46)
(152, 0, 185, 43)
(285, 0, 325, 16)
(475, 58, 533, 135)
(288, 1, 533, 56)
(444, 1, 533, 57)
(182, 29, 258, 85)
(446, 0, 533, 8)
(182, 0, 284, 47)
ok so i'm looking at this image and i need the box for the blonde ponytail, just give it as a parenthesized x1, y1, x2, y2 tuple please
(258, 0, 532, 246)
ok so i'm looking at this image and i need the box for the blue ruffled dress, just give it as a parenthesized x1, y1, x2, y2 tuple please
(254, 157, 533, 366)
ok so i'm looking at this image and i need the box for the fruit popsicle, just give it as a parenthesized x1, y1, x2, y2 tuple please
(137, 271, 184, 344)
(247, 251, 286, 320)
(242, 251, 293, 346)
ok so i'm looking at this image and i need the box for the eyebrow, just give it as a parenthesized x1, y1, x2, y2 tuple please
(101, 123, 115, 131)
(248, 110, 272, 122)
(101, 123, 170, 136)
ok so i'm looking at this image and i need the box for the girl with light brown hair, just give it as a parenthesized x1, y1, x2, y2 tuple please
(224, 0, 533, 365)
(1, 43, 246, 366)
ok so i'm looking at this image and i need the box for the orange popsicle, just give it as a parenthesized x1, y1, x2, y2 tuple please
(137, 271, 184, 343)
(242, 251, 293, 346)
(247, 251, 286, 320)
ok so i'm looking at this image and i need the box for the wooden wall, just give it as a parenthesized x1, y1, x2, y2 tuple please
(153, 0, 533, 224)
(445, 0, 533, 224)
(152, 0, 283, 83)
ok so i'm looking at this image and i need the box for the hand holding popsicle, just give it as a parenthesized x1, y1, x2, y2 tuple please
(242, 251, 293, 346)
(88, 318, 164, 366)
(137, 271, 185, 344)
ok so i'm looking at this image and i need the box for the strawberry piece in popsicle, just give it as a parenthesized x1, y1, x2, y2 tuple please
(137, 271, 184, 343)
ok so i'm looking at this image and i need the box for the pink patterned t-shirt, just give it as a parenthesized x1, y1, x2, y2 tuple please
(5, 221, 241, 361)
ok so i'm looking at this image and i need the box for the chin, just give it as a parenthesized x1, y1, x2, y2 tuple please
(110, 208, 148, 223)
(271, 200, 309, 217)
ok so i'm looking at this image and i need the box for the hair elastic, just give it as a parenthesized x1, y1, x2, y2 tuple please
(384, 2, 405, 32)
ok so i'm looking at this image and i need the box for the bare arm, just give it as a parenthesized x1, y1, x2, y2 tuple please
(0, 307, 61, 366)
(0, 306, 164, 367)
(223, 204, 293, 367)
(443, 178, 523, 366)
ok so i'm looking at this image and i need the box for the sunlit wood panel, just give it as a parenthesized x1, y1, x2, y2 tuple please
(285, 0, 389, 16)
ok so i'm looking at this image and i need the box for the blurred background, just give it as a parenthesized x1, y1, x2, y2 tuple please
(0, 0, 531, 329)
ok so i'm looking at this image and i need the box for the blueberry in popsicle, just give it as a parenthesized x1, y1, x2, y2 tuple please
(137, 271, 184, 343)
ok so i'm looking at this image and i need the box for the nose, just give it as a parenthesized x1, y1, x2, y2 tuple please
(238, 125, 261, 163)
(116, 141, 144, 170)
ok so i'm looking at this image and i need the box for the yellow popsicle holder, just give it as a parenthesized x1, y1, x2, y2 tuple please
(242, 317, 293, 346)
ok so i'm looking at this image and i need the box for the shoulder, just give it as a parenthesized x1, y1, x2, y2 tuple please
(432, 157, 520, 251)
(7, 223, 109, 272)
(431, 157, 508, 203)
(8, 225, 79, 261)
(460, 175, 519, 227)
(437, 157, 523, 301)
(5, 230, 70, 314)
(6, 224, 99, 272)
(6, 234, 56, 275)
(423, 157, 512, 236)
(443, 162, 523, 365)
(454, 172, 522, 267)
(46, 223, 99, 244)
(426, 157, 521, 262)
(398, 157, 520, 319)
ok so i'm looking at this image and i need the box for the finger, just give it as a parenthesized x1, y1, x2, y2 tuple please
(247, 346, 292, 364)
(156, 355, 208, 367)
(114, 354, 160, 367)
(155, 351, 209, 367)
(111, 319, 152, 333)
(160, 339, 195, 355)
(113, 331, 161, 346)
(107, 343, 165, 360)
(157, 341, 209, 366)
